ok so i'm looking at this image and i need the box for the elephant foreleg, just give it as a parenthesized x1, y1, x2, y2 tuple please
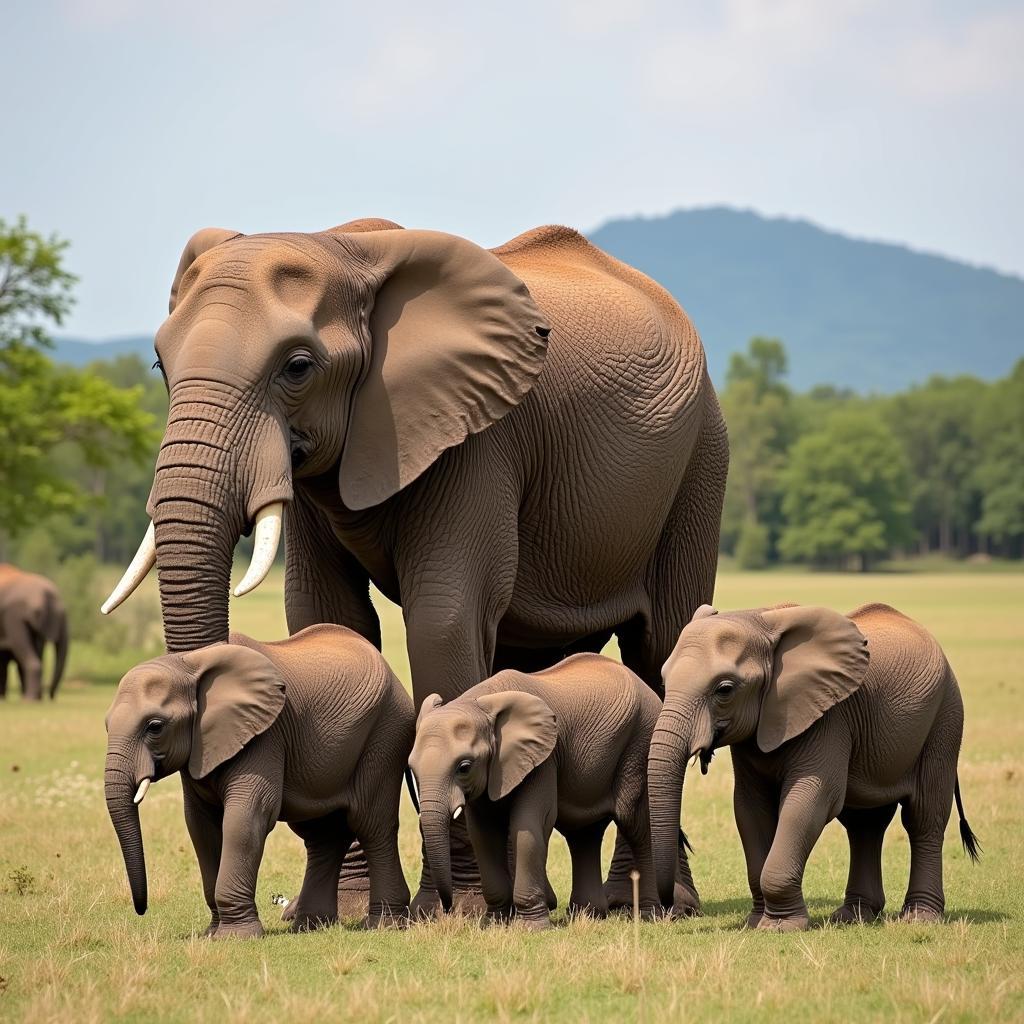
(567, 821, 610, 918)
(733, 755, 779, 928)
(288, 812, 352, 932)
(507, 762, 557, 929)
(182, 785, 224, 936)
(212, 797, 276, 939)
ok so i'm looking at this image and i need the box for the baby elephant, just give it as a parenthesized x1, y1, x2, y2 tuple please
(649, 602, 979, 931)
(409, 654, 661, 928)
(104, 625, 413, 937)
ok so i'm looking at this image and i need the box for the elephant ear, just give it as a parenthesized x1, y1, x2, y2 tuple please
(476, 690, 557, 801)
(336, 229, 551, 510)
(756, 606, 869, 754)
(169, 227, 243, 313)
(417, 692, 444, 728)
(183, 644, 286, 779)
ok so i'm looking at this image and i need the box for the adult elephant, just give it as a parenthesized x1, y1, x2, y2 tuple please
(0, 564, 69, 700)
(104, 218, 728, 910)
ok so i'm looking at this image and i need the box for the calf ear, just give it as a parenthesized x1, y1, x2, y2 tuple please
(168, 227, 243, 313)
(476, 691, 557, 801)
(417, 693, 444, 728)
(756, 606, 869, 753)
(183, 644, 286, 779)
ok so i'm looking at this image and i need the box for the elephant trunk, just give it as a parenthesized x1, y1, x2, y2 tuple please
(104, 747, 148, 915)
(150, 388, 291, 653)
(420, 801, 454, 911)
(648, 689, 695, 909)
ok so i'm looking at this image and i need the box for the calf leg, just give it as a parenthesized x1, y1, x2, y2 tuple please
(289, 812, 353, 932)
(831, 803, 897, 924)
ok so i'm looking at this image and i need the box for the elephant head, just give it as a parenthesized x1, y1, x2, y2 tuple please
(408, 690, 557, 909)
(101, 220, 550, 652)
(648, 603, 869, 907)
(104, 644, 285, 914)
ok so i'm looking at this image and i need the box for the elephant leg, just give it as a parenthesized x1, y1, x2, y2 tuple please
(508, 762, 557, 929)
(347, 810, 410, 929)
(466, 803, 514, 922)
(288, 812, 352, 931)
(212, 800, 275, 939)
(6, 619, 44, 701)
(757, 773, 843, 932)
(615, 796, 661, 919)
(566, 821, 610, 918)
(0, 652, 10, 699)
(182, 786, 224, 936)
(831, 803, 897, 924)
(617, 405, 728, 692)
(899, 707, 960, 923)
(734, 756, 779, 928)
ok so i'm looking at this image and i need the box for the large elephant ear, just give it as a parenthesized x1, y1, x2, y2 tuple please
(336, 229, 551, 510)
(168, 227, 243, 313)
(756, 606, 869, 753)
(183, 643, 285, 779)
(476, 690, 557, 801)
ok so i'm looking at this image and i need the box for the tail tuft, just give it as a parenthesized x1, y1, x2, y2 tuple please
(679, 828, 694, 855)
(955, 777, 981, 863)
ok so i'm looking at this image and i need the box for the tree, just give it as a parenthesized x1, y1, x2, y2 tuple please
(719, 338, 795, 567)
(778, 408, 912, 570)
(0, 217, 158, 542)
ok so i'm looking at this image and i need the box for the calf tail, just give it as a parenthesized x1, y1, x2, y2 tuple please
(954, 776, 981, 863)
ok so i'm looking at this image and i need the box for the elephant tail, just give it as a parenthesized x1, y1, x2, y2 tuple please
(954, 776, 981, 863)
(49, 612, 69, 700)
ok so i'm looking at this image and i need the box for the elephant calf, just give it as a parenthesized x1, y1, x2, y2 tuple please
(649, 602, 980, 931)
(409, 654, 662, 928)
(104, 625, 413, 938)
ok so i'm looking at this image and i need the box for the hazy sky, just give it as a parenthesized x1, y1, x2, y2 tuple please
(5, 0, 1022, 337)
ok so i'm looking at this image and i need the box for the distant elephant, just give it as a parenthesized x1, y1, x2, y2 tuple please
(648, 602, 980, 930)
(0, 564, 69, 701)
(409, 654, 664, 928)
(104, 625, 413, 937)
(101, 217, 726, 908)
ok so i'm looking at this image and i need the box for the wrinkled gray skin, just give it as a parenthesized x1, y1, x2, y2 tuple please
(649, 602, 979, 931)
(115, 218, 726, 912)
(104, 625, 412, 938)
(409, 654, 665, 929)
(0, 564, 68, 701)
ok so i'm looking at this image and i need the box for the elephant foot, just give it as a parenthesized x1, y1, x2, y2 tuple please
(410, 886, 442, 920)
(483, 904, 514, 927)
(280, 899, 296, 922)
(364, 903, 410, 929)
(337, 873, 370, 920)
(744, 911, 765, 929)
(830, 900, 882, 925)
(212, 919, 265, 940)
(898, 904, 943, 924)
(672, 880, 702, 918)
(515, 911, 552, 931)
(567, 900, 609, 920)
(289, 910, 338, 933)
(202, 918, 220, 938)
(756, 912, 810, 933)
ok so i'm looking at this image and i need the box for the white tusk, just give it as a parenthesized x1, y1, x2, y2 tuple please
(101, 522, 157, 615)
(133, 778, 151, 805)
(409, 771, 420, 806)
(453, 806, 463, 821)
(233, 503, 283, 598)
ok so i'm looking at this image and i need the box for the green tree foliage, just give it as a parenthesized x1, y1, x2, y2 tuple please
(0, 217, 158, 541)
(719, 338, 795, 567)
(778, 409, 912, 570)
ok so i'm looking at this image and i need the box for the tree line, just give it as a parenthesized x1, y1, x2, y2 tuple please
(720, 338, 1024, 569)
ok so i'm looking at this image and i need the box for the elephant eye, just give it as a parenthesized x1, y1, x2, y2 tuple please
(715, 681, 736, 699)
(283, 354, 315, 380)
(145, 719, 164, 736)
(456, 759, 473, 776)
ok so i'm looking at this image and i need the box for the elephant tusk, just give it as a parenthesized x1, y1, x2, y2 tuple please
(101, 522, 157, 615)
(453, 806, 463, 821)
(133, 778, 152, 805)
(233, 503, 283, 598)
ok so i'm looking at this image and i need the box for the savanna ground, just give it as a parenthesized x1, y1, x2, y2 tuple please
(0, 569, 1021, 1023)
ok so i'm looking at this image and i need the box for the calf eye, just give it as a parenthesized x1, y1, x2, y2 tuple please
(715, 681, 736, 699)
(456, 759, 473, 776)
(145, 719, 164, 736)
(283, 354, 315, 380)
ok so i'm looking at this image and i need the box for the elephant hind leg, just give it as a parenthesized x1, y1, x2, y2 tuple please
(831, 803, 897, 924)
(566, 821, 609, 918)
(289, 812, 353, 932)
(0, 653, 10, 699)
(617, 396, 728, 692)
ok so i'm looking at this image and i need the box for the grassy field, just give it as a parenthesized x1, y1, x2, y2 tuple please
(0, 570, 1021, 1022)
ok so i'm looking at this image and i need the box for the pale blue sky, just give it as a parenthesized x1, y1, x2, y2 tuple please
(5, 0, 1022, 337)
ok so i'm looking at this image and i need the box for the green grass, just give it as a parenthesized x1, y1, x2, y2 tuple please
(1, 571, 1021, 1022)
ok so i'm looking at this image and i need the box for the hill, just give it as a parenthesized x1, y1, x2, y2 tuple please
(53, 208, 1024, 391)
(589, 207, 1023, 391)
